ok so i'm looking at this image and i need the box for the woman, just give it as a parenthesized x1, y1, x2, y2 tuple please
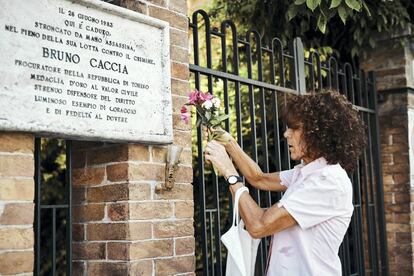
(205, 90, 366, 276)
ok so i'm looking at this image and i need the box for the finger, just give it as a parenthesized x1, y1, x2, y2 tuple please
(208, 140, 218, 147)
(204, 154, 213, 164)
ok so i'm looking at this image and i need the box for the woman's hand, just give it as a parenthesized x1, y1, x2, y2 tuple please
(203, 126, 235, 147)
(205, 140, 238, 178)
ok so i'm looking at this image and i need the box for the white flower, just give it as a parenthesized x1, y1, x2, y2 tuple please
(202, 100, 213, 109)
(211, 98, 221, 108)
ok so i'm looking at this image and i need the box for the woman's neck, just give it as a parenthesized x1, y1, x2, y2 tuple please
(302, 157, 315, 165)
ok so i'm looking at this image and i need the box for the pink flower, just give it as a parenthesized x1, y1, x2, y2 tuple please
(199, 92, 213, 102)
(188, 90, 214, 105)
(188, 90, 200, 105)
(181, 113, 190, 124)
(181, 106, 188, 114)
(180, 106, 190, 124)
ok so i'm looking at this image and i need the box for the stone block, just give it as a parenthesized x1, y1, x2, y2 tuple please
(146, 0, 167, 6)
(73, 261, 85, 276)
(173, 113, 192, 131)
(129, 202, 173, 219)
(73, 187, 86, 204)
(173, 130, 192, 148)
(73, 242, 106, 260)
(175, 237, 195, 255)
(0, 228, 33, 249)
(170, 28, 188, 48)
(169, 0, 187, 14)
(106, 163, 129, 182)
(0, 251, 33, 274)
(87, 183, 129, 202)
(0, 178, 34, 200)
(130, 260, 153, 275)
(172, 95, 189, 114)
(153, 220, 194, 238)
(152, 146, 168, 162)
(175, 165, 193, 183)
(87, 223, 129, 240)
(108, 203, 129, 221)
(0, 155, 34, 178)
(129, 163, 165, 181)
(107, 242, 130, 260)
(130, 239, 173, 259)
(155, 256, 195, 275)
(128, 223, 152, 240)
(73, 223, 85, 241)
(73, 167, 105, 186)
(171, 78, 190, 97)
(148, 6, 188, 31)
(120, 0, 147, 14)
(0, 203, 34, 225)
(128, 144, 150, 161)
(73, 204, 105, 222)
(171, 45, 189, 64)
(175, 201, 194, 218)
(129, 183, 152, 200)
(155, 183, 193, 200)
(0, 132, 33, 153)
(87, 145, 129, 165)
(171, 62, 190, 80)
(87, 262, 129, 276)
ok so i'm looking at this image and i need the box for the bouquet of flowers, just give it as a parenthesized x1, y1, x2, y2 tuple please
(181, 89, 230, 174)
(181, 89, 230, 141)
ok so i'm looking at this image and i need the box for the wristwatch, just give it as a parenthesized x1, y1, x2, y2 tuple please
(226, 175, 244, 185)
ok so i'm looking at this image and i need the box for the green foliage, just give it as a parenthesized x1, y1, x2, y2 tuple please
(39, 139, 68, 275)
(208, 0, 413, 62)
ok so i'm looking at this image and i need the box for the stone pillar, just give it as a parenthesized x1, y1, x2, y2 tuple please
(71, 1, 194, 275)
(0, 133, 35, 275)
(362, 39, 414, 275)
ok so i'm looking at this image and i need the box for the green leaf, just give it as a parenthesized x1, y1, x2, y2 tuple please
(368, 37, 376, 48)
(287, 5, 298, 21)
(345, 0, 361, 11)
(317, 14, 327, 33)
(330, 0, 341, 9)
(338, 6, 347, 24)
(306, 0, 320, 11)
(205, 111, 211, 121)
(209, 119, 220, 126)
(215, 114, 230, 122)
(362, 2, 371, 16)
(294, 0, 306, 4)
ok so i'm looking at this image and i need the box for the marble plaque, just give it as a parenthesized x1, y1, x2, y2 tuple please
(0, 0, 172, 143)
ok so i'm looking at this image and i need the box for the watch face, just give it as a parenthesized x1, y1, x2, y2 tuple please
(228, 176, 238, 184)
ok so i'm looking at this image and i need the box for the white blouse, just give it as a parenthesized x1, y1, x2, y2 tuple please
(267, 157, 354, 276)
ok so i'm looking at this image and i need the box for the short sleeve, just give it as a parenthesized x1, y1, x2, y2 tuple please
(278, 171, 352, 229)
(279, 169, 295, 187)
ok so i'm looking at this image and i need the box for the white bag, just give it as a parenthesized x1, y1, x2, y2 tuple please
(221, 187, 261, 276)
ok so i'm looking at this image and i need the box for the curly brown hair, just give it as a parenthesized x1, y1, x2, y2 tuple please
(282, 90, 367, 172)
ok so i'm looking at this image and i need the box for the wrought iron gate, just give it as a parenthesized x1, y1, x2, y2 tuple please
(189, 10, 388, 276)
(34, 138, 72, 275)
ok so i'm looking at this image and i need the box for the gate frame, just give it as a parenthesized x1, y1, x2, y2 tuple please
(189, 9, 389, 276)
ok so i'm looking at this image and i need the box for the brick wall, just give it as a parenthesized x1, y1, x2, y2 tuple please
(72, 141, 194, 275)
(71, 1, 194, 275)
(0, 0, 193, 275)
(362, 40, 414, 275)
(0, 133, 35, 275)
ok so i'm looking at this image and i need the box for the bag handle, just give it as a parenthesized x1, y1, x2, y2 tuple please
(232, 187, 249, 227)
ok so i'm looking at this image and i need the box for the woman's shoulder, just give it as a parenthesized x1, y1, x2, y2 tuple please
(320, 164, 352, 191)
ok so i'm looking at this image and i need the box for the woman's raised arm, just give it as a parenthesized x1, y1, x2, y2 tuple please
(224, 138, 286, 192)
